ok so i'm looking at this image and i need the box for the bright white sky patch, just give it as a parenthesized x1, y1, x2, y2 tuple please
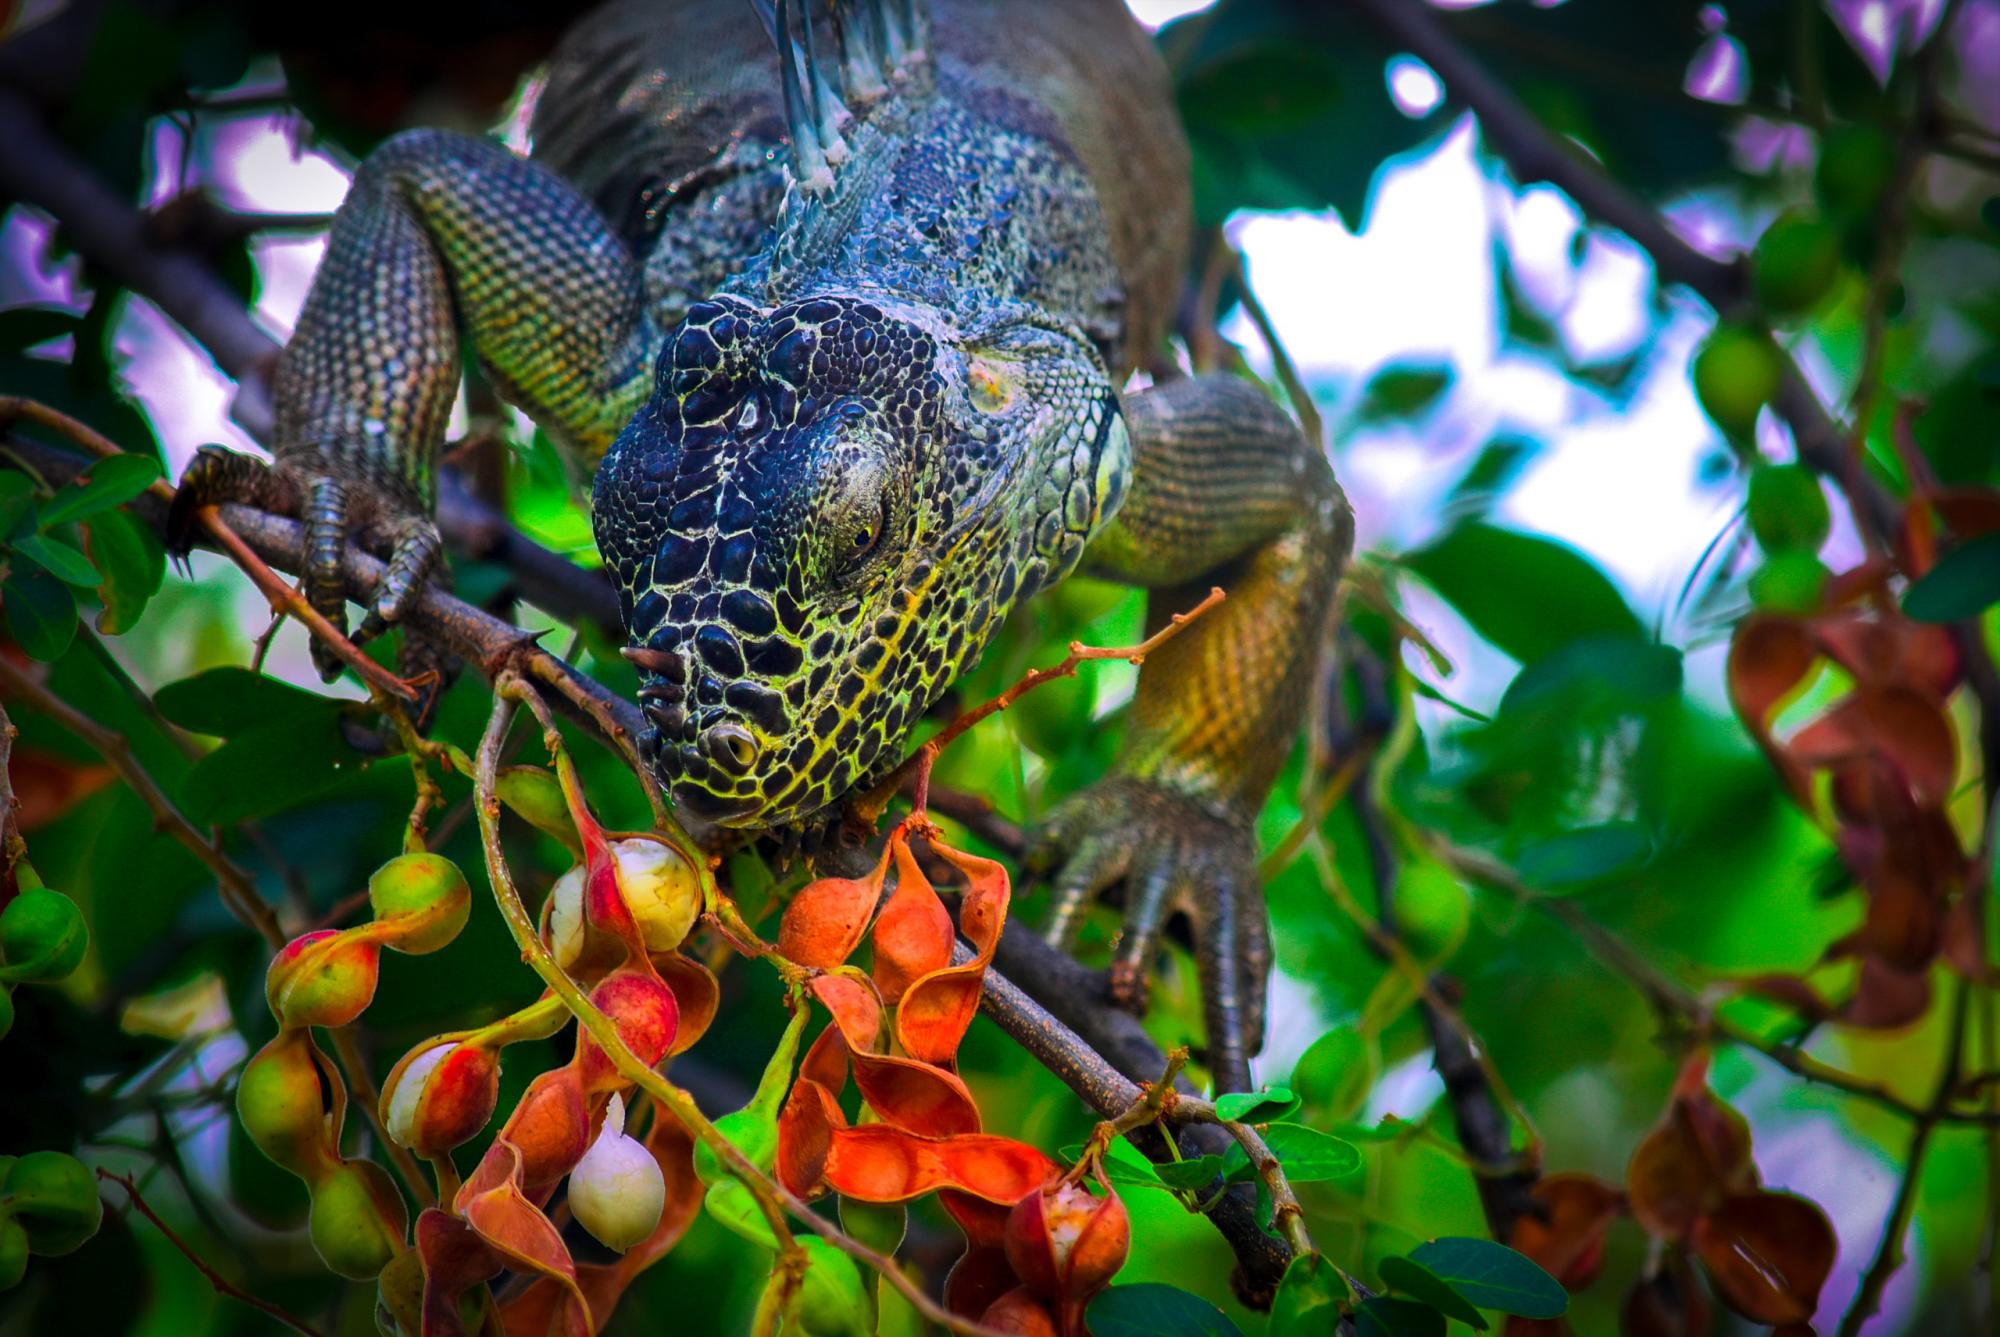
(1386, 54, 1445, 118)
(1124, 0, 1216, 30)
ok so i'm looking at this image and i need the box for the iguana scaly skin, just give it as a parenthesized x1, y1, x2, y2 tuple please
(170, 0, 1353, 1092)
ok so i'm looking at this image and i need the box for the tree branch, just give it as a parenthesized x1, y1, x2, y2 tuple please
(971, 933, 1295, 1304)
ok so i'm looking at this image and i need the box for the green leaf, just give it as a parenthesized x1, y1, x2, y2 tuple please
(3, 566, 77, 661)
(175, 700, 354, 825)
(1066, 1140, 1169, 1191)
(13, 532, 101, 588)
(1214, 1085, 1300, 1124)
(1270, 1252, 1349, 1337)
(82, 509, 165, 635)
(1222, 1122, 1362, 1183)
(1292, 1026, 1373, 1124)
(0, 306, 80, 354)
(1379, 1256, 1488, 1329)
(38, 454, 162, 529)
(1404, 523, 1643, 665)
(1408, 1237, 1568, 1319)
(1356, 1296, 1445, 1337)
(1152, 1155, 1226, 1191)
(155, 666, 337, 737)
(1904, 531, 2000, 623)
(1357, 364, 1454, 423)
(1514, 821, 1652, 890)
(1089, 1284, 1245, 1337)
(0, 472, 37, 540)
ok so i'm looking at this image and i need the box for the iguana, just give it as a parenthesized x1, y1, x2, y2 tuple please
(169, 0, 1353, 1093)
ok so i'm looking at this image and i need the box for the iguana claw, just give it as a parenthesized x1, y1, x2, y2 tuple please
(1028, 776, 1269, 1095)
(169, 444, 454, 719)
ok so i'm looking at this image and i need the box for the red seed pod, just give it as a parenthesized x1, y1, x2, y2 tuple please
(980, 1287, 1063, 1337)
(367, 852, 471, 956)
(307, 1159, 408, 1280)
(383, 1039, 501, 1158)
(235, 1031, 338, 1175)
(1003, 1175, 1130, 1317)
(577, 969, 681, 1092)
(497, 1068, 593, 1195)
(265, 929, 381, 1030)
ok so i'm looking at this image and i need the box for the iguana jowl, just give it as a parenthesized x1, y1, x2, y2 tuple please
(171, 0, 1353, 1093)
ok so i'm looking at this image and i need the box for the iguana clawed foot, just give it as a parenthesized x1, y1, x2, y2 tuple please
(1028, 775, 1269, 1094)
(167, 445, 454, 713)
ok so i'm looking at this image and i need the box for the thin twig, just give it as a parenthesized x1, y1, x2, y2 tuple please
(1837, 979, 1972, 1336)
(0, 654, 283, 948)
(0, 702, 24, 900)
(97, 1168, 329, 1337)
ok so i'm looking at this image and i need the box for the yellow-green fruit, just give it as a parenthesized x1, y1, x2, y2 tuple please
(308, 1161, 407, 1280)
(1692, 325, 1783, 435)
(0, 889, 88, 983)
(0, 1217, 28, 1291)
(2, 1151, 102, 1256)
(789, 1237, 874, 1337)
(367, 853, 470, 955)
(1392, 862, 1470, 965)
(1816, 124, 1896, 216)
(1753, 209, 1841, 316)
(1747, 463, 1831, 554)
(494, 767, 580, 853)
(1750, 551, 1830, 613)
(236, 1034, 332, 1172)
(838, 1196, 907, 1257)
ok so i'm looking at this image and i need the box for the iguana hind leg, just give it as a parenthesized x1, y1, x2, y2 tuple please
(168, 128, 656, 681)
(1031, 373, 1353, 1093)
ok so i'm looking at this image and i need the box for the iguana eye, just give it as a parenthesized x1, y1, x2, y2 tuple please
(845, 493, 891, 566)
(968, 357, 1016, 414)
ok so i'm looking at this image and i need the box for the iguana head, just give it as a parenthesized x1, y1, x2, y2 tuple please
(590, 0, 1134, 829)
(594, 288, 1128, 828)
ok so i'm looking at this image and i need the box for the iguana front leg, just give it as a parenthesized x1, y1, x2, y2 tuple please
(1030, 374, 1352, 1093)
(169, 128, 655, 683)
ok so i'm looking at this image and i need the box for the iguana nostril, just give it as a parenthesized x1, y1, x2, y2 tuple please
(703, 723, 759, 774)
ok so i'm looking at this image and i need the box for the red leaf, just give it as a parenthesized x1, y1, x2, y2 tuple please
(947, 1244, 1021, 1320)
(1692, 1191, 1836, 1326)
(809, 971, 981, 1138)
(1506, 1172, 1625, 1290)
(1728, 616, 1816, 730)
(1627, 1071, 1755, 1242)
(457, 1139, 591, 1335)
(652, 950, 720, 1055)
(488, 1066, 591, 1195)
(415, 1207, 504, 1337)
(778, 840, 892, 969)
(1791, 687, 1956, 806)
(1619, 1251, 1711, 1336)
(822, 1125, 1056, 1207)
(1840, 954, 1933, 1029)
(894, 840, 1013, 1065)
(872, 835, 953, 1004)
